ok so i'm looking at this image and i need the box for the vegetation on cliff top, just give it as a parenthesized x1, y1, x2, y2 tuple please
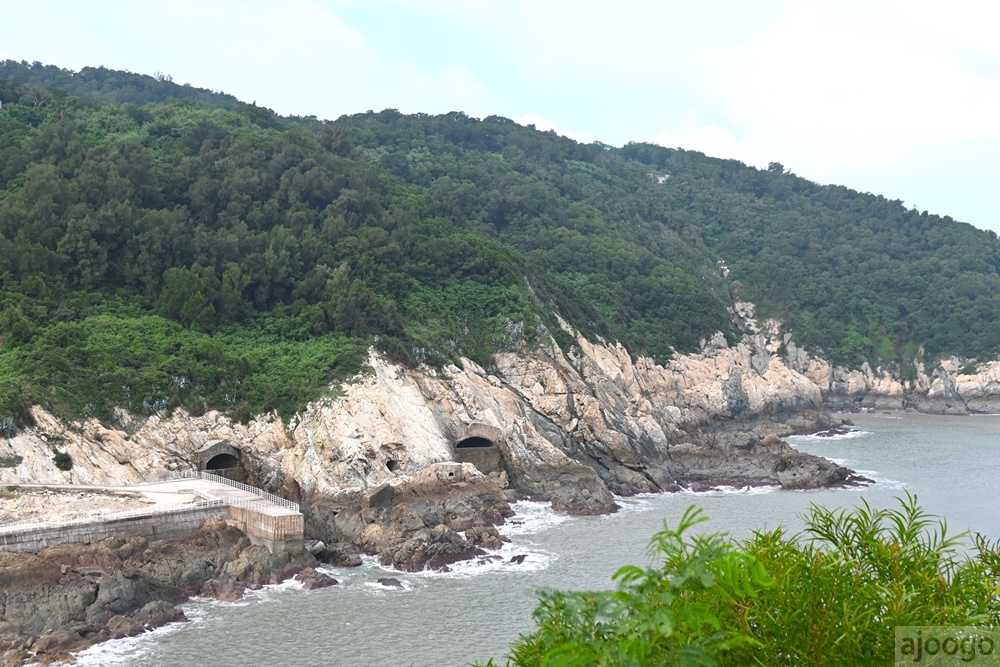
(1, 60, 1000, 425)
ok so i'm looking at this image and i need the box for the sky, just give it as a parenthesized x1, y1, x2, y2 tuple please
(6, 0, 1000, 233)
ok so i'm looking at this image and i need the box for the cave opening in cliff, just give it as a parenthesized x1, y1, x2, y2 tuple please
(206, 453, 239, 470)
(386, 460, 398, 472)
(456, 437, 494, 448)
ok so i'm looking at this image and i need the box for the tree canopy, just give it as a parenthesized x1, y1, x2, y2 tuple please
(1, 65, 999, 425)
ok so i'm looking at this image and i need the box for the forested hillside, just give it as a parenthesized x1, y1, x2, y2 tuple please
(621, 144, 1000, 368)
(1, 65, 999, 429)
(0, 60, 239, 108)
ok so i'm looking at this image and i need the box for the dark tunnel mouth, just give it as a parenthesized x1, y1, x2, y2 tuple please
(456, 436, 494, 449)
(206, 453, 240, 470)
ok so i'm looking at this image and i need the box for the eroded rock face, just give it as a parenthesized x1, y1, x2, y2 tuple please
(0, 316, 850, 506)
(0, 517, 317, 665)
(0, 309, 871, 572)
(953, 359, 1000, 413)
(304, 463, 514, 572)
(785, 344, 1000, 415)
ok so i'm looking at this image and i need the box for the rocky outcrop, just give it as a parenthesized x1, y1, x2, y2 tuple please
(314, 541, 363, 568)
(0, 303, 863, 573)
(0, 516, 317, 666)
(294, 567, 338, 590)
(305, 463, 514, 572)
(952, 359, 1000, 413)
(466, 526, 505, 550)
(785, 341, 1000, 414)
(379, 525, 485, 573)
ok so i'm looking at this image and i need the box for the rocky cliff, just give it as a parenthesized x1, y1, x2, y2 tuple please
(721, 301, 1000, 415)
(0, 307, 857, 568)
(785, 341, 1000, 415)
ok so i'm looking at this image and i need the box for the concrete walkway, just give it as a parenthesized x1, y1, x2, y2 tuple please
(1, 474, 304, 553)
(14, 479, 298, 516)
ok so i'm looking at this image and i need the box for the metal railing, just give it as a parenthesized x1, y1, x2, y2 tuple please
(177, 471, 299, 512)
(0, 498, 227, 537)
(229, 498, 299, 517)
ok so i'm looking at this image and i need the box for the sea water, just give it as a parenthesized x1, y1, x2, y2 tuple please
(74, 412, 1000, 667)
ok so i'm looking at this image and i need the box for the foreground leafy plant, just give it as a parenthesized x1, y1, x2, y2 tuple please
(488, 506, 769, 667)
(481, 494, 1000, 667)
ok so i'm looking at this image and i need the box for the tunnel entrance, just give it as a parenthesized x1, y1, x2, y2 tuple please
(454, 434, 501, 474)
(206, 453, 239, 470)
(195, 441, 247, 482)
(456, 437, 494, 448)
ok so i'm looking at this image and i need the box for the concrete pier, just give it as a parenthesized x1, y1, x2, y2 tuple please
(0, 473, 304, 554)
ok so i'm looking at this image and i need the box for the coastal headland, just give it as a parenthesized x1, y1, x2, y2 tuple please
(0, 306, 997, 663)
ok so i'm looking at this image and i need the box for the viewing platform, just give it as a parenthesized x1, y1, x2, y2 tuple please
(0, 472, 304, 554)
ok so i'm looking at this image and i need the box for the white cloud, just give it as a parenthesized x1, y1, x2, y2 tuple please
(636, 0, 998, 215)
(648, 112, 756, 164)
(516, 113, 592, 143)
(4, 0, 496, 121)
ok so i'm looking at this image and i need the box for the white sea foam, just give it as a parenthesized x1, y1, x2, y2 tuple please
(853, 469, 906, 491)
(361, 577, 418, 593)
(676, 484, 780, 496)
(416, 543, 556, 579)
(786, 430, 870, 443)
(332, 543, 556, 591)
(503, 500, 572, 536)
(370, 532, 558, 581)
(69, 612, 198, 667)
(241, 575, 306, 603)
(611, 492, 661, 513)
(823, 458, 850, 466)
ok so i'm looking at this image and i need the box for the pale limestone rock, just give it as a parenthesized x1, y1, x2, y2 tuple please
(786, 343, 1000, 414)
(0, 317, 856, 513)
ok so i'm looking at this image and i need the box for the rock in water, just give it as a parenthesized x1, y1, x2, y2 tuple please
(465, 526, 504, 550)
(294, 567, 339, 590)
(314, 541, 363, 567)
(379, 525, 484, 572)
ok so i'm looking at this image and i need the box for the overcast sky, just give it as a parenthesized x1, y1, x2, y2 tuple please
(7, 0, 1000, 232)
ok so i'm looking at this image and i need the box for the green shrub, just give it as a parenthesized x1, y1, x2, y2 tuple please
(0, 455, 22, 468)
(960, 361, 979, 375)
(483, 494, 1000, 666)
(53, 451, 72, 471)
(0, 314, 368, 425)
(550, 328, 580, 357)
(0, 416, 15, 439)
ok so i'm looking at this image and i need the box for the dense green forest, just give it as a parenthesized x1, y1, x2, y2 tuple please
(0, 60, 239, 108)
(1, 62, 999, 428)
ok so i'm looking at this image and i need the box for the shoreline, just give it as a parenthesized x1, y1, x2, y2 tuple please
(0, 518, 326, 667)
(15, 439, 892, 666)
